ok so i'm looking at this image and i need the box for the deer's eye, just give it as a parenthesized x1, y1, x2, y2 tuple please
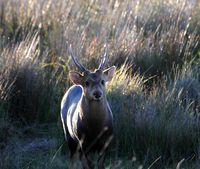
(101, 80, 105, 85)
(85, 81, 90, 87)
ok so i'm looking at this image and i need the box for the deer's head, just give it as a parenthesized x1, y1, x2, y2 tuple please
(68, 45, 115, 101)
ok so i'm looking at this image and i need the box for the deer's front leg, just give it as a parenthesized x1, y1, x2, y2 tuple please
(80, 151, 90, 169)
(97, 152, 106, 169)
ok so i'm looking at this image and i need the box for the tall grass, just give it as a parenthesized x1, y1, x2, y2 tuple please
(0, 0, 200, 168)
(108, 62, 200, 165)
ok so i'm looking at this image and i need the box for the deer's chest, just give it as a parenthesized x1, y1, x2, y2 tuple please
(80, 118, 113, 153)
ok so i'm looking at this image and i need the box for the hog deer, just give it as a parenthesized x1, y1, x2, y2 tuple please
(61, 45, 115, 169)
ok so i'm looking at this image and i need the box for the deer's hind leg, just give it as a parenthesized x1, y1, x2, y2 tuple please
(67, 136, 78, 158)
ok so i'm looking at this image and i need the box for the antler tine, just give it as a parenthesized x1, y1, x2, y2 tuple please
(98, 45, 108, 70)
(69, 45, 87, 72)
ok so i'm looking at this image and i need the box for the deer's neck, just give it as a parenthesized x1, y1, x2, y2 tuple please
(79, 95, 108, 126)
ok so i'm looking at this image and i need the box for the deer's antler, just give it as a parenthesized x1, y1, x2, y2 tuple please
(69, 45, 87, 72)
(98, 44, 108, 70)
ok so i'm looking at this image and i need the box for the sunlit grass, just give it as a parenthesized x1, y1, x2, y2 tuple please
(0, 0, 199, 168)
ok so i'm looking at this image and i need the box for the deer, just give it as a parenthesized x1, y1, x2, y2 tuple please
(61, 45, 116, 169)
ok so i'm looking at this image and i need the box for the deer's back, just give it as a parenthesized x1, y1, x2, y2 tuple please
(61, 85, 82, 140)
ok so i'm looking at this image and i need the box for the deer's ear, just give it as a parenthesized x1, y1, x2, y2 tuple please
(69, 71, 83, 85)
(103, 66, 116, 81)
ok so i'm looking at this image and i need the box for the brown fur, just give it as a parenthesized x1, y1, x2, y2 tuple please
(61, 66, 116, 169)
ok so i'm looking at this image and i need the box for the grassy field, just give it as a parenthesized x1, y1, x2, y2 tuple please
(0, 0, 200, 168)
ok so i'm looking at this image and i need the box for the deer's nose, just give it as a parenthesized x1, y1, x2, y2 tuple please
(93, 91, 102, 99)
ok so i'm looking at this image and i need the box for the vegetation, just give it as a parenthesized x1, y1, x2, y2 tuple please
(0, 0, 200, 168)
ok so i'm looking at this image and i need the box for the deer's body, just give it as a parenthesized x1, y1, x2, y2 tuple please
(61, 46, 115, 169)
(61, 84, 113, 153)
